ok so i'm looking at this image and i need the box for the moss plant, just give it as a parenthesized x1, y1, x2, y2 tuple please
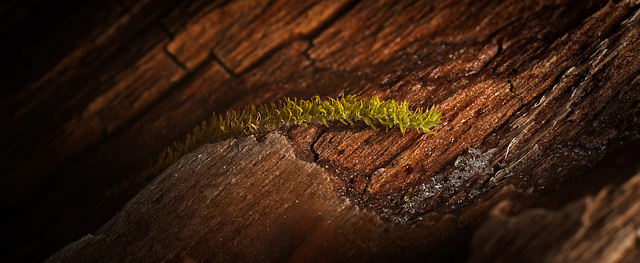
(144, 95, 441, 178)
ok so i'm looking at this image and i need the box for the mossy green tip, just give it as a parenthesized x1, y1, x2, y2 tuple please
(144, 95, 441, 179)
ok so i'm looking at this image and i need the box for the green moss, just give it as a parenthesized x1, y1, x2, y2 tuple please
(144, 95, 441, 179)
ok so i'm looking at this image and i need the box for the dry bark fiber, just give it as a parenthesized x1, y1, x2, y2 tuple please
(1, 0, 639, 262)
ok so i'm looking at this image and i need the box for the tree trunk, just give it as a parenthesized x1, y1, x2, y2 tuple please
(1, 0, 639, 262)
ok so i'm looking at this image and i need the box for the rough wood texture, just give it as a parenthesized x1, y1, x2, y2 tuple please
(1, 0, 639, 262)
(470, 142, 640, 263)
(167, 0, 358, 72)
(48, 136, 640, 262)
(45, 135, 460, 262)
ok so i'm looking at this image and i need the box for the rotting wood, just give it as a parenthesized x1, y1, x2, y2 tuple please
(0, 0, 199, 189)
(469, 142, 640, 263)
(1, 0, 639, 262)
(45, 135, 465, 262)
(167, 0, 358, 72)
(0, 39, 186, 219)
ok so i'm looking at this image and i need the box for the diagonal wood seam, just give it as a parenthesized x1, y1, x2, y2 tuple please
(165, 0, 361, 75)
(306, 2, 640, 207)
(230, 0, 361, 75)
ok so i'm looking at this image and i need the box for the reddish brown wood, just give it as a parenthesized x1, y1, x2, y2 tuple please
(470, 143, 640, 263)
(167, 0, 358, 72)
(43, 135, 480, 262)
(0, 0, 639, 262)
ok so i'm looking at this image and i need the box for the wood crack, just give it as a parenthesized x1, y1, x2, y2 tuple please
(233, 0, 361, 75)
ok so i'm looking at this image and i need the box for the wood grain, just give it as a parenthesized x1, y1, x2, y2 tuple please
(167, 0, 358, 72)
(45, 135, 464, 262)
(470, 143, 640, 263)
(0, 0, 639, 262)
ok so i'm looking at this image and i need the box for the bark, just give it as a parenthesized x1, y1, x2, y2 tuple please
(470, 141, 640, 263)
(1, 0, 639, 262)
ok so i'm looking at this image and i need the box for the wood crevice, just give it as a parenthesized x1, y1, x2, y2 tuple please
(2, 1, 639, 262)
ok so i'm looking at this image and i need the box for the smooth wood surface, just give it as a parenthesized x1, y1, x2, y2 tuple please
(1, 0, 639, 262)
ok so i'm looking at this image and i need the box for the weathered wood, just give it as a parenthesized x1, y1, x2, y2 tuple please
(1, 41, 186, 212)
(469, 141, 640, 263)
(166, 0, 357, 72)
(0, 0, 191, 185)
(1, 0, 639, 262)
(43, 134, 465, 262)
(0, 5, 182, 214)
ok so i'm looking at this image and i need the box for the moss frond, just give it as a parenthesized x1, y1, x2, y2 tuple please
(144, 95, 441, 178)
